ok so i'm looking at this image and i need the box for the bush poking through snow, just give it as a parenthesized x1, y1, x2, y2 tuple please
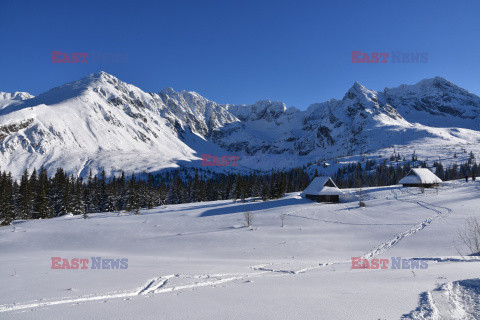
(359, 201, 366, 208)
(456, 216, 480, 258)
(244, 210, 253, 227)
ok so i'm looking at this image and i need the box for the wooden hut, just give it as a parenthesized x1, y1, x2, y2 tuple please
(398, 168, 442, 188)
(300, 177, 343, 202)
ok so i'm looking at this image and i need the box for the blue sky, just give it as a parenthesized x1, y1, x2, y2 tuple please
(0, 0, 479, 109)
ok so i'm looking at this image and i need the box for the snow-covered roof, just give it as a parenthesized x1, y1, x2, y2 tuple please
(398, 168, 442, 185)
(301, 177, 343, 196)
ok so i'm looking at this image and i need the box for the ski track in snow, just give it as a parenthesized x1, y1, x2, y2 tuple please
(272, 188, 454, 271)
(0, 188, 459, 315)
(361, 189, 452, 259)
(287, 213, 415, 226)
(137, 276, 167, 295)
(402, 278, 480, 320)
(0, 272, 269, 314)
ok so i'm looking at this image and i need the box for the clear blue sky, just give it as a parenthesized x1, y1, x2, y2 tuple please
(1, 0, 479, 109)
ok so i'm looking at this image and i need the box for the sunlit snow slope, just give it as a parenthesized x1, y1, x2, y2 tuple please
(1, 72, 479, 178)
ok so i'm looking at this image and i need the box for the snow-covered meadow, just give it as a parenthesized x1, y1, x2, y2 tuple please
(1, 180, 479, 319)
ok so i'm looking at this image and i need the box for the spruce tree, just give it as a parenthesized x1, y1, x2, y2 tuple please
(29, 169, 38, 218)
(72, 177, 86, 216)
(35, 167, 52, 219)
(18, 169, 32, 219)
(0, 172, 15, 225)
(261, 178, 269, 201)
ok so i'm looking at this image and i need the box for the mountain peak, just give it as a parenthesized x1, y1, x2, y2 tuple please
(0, 91, 34, 100)
(415, 76, 453, 87)
(384, 76, 466, 96)
(352, 81, 364, 88)
(160, 87, 212, 107)
(343, 81, 374, 101)
(93, 70, 109, 77)
(350, 81, 368, 92)
(85, 71, 120, 85)
(1, 72, 479, 178)
(161, 87, 176, 95)
(252, 99, 286, 109)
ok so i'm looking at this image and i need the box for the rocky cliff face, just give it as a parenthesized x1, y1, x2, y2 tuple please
(1, 72, 478, 178)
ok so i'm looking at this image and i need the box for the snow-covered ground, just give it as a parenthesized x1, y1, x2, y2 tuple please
(1, 180, 479, 319)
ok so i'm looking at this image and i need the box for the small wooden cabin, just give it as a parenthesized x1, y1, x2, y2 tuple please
(398, 168, 442, 188)
(300, 177, 343, 203)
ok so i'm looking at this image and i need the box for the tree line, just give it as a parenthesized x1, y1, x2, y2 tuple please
(0, 167, 311, 225)
(1, 152, 478, 226)
(332, 155, 478, 188)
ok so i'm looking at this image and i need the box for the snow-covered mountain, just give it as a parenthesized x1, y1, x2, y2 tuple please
(156, 87, 238, 138)
(1, 72, 479, 178)
(0, 91, 34, 112)
(0, 91, 34, 101)
(214, 79, 480, 159)
(382, 77, 480, 130)
(0, 72, 199, 178)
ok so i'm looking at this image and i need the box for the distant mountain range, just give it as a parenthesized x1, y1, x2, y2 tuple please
(1, 72, 479, 178)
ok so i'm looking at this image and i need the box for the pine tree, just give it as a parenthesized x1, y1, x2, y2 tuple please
(261, 178, 269, 201)
(189, 170, 200, 202)
(35, 167, 52, 219)
(126, 174, 140, 213)
(72, 177, 86, 216)
(116, 171, 126, 211)
(0, 172, 15, 225)
(168, 172, 184, 204)
(98, 169, 110, 212)
(29, 169, 38, 218)
(146, 174, 155, 209)
(252, 175, 262, 201)
(213, 181, 221, 201)
(198, 175, 207, 202)
(18, 169, 32, 219)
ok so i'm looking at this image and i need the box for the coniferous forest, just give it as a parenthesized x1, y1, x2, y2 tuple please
(332, 152, 478, 189)
(0, 167, 310, 225)
(0, 154, 478, 226)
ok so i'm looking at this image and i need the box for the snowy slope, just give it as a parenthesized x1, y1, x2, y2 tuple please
(157, 87, 239, 138)
(0, 91, 34, 112)
(1, 72, 480, 178)
(0, 72, 201, 178)
(216, 80, 480, 159)
(382, 77, 480, 130)
(0, 91, 34, 101)
(1, 180, 479, 319)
